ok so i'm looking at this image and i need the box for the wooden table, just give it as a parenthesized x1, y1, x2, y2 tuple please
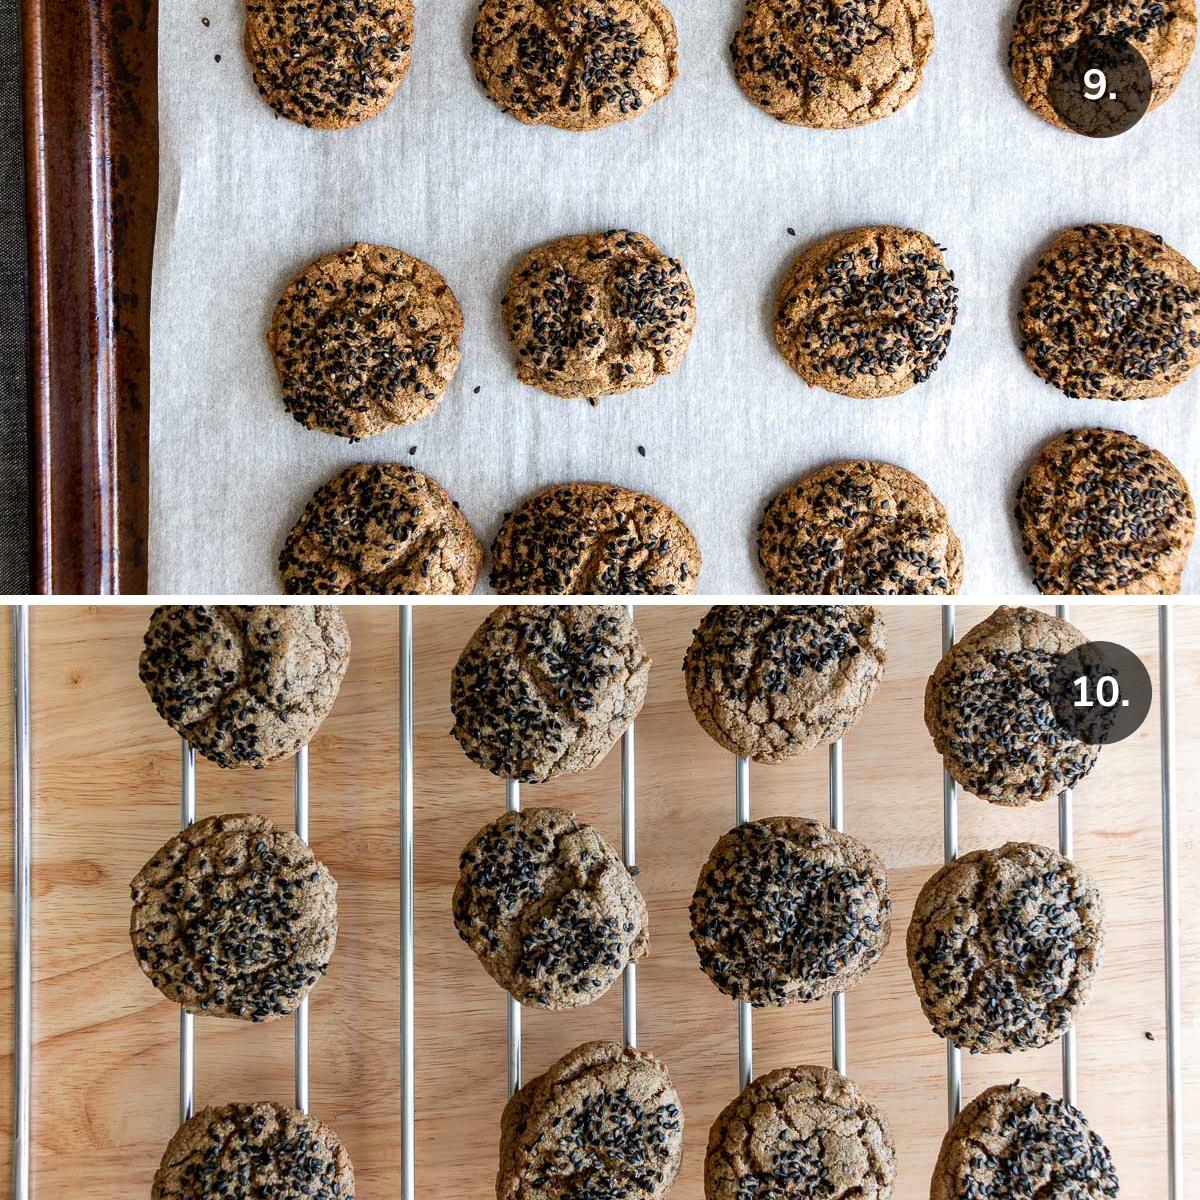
(0, 603, 1196, 1197)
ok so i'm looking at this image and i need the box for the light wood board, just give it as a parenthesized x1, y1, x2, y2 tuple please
(0, 603, 1197, 1199)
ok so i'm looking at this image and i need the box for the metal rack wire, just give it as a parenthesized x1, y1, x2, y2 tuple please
(503, 604, 641, 1100)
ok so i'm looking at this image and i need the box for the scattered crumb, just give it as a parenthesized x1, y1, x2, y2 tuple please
(408, 445, 417, 455)
(637, 445, 646, 457)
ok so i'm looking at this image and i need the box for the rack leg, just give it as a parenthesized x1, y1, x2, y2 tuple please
(1054, 604, 1077, 1108)
(735, 756, 752, 1091)
(179, 738, 196, 1125)
(400, 607, 416, 1200)
(940, 606, 961, 1127)
(1159, 607, 1181, 1200)
(506, 780, 522, 1097)
(11, 606, 31, 1200)
(294, 745, 310, 1115)
(828, 740, 846, 1077)
(621, 636, 638, 1050)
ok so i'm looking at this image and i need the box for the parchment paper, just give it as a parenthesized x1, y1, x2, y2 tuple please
(151, 0, 1200, 594)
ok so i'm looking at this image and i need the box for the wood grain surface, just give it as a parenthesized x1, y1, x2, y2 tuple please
(0, 603, 1197, 1199)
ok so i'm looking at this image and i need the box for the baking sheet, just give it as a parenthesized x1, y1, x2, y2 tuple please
(150, 0, 1200, 595)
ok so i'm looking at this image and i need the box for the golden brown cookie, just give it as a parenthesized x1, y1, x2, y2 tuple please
(758, 460, 963, 595)
(245, 0, 414, 129)
(279, 463, 483, 595)
(472, 0, 678, 129)
(732, 0, 934, 128)
(1010, 0, 1196, 132)
(775, 225, 958, 397)
(1016, 427, 1195, 594)
(502, 229, 696, 399)
(931, 1084, 1119, 1199)
(489, 481, 701, 594)
(705, 1067, 896, 1200)
(269, 243, 462, 439)
(1019, 224, 1200, 400)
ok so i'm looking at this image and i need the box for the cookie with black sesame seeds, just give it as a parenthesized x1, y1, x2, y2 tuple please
(683, 605, 886, 762)
(139, 605, 350, 769)
(472, 0, 678, 130)
(1016, 427, 1196, 594)
(152, 1102, 355, 1200)
(502, 229, 696, 400)
(489, 481, 701, 594)
(775, 226, 958, 398)
(130, 814, 338, 1021)
(705, 1066, 896, 1200)
(732, 0, 934, 128)
(1019, 224, 1200, 400)
(931, 1082, 1119, 1199)
(453, 807, 647, 1008)
(498, 1040, 683, 1200)
(269, 242, 463, 439)
(244, 0, 414, 129)
(924, 605, 1099, 807)
(279, 463, 483, 595)
(450, 605, 649, 783)
(690, 817, 891, 1007)
(908, 842, 1104, 1055)
(758, 460, 963, 595)
(1010, 0, 1196, 132)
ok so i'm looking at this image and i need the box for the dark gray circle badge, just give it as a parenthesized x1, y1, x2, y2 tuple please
(1048, 34, 1152, 137)
(1051, 641, 1152, 745)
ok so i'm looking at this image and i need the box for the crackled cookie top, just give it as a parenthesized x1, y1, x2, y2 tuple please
(705, 1067, 896, 1200)
(153, 1103, 355, 1200)
(691, 817, 891, 1006)
(503, 230, 696, 399)
(775, 226, 958, 398)
(733, 0, 934, 128)
(1016, 427, 1195, 594)
(453, 807, 647, 1008)
(139, 605, 350, 768)
(1010, 0, 1196, 131)
(908, 842, 1104, 1054)
(499, 1041, 683, 1200)
(758, 461, 963, 594)
(269, 243, 462, 439)
(1020, 224, 1200, 400)
(279, 464, 483, 595)
(451, 605, 650, 783)
(131, 814, 338, 1021)
(472, 0, 678, 129)
(932, 1083, 1119, 1199)
(924, 606, 1099, 806)
(489, 482, 700, 594)
(683, 605, 886, 761)
(245, 0, 414, 129)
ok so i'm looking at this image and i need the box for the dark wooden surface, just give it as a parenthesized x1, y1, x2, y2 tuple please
(22, 0, 156, 594)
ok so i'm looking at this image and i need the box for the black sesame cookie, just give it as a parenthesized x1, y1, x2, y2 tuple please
(732, 0, 934, 128)
(453, 807, 647, 1008)
(775, 226, 958, 398)
(924, 606, 1099, 807)
(279, 463, 483, 595)
(498, 1040, 683, 1200)
(451, 605, 650, 783)
(907, 842, 1104, 1054)
(139, 605, 350, 769)
(152, 1102, 355, 1200)
(472, 0, 678, 130)
(683, 605, 886, 762)
(1020, 224, 1200, 400)
(690, 817, 891, 1006)
(489, 481, 701, 595)
(269, 243, 463, 439)
(1010, 0, 1196, 132)
(502, 230, 696, 400)
(932, 1083, 1119, 1199)
(705, 1067, 896, 1200)
(245, 0, 413, 129)
(130, 814, 338, 1021)
(1017, 427, 1196, 594)
(758, 461, 964, 595)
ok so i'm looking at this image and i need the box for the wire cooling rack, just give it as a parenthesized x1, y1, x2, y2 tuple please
(7, 603, 1186, 1199)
